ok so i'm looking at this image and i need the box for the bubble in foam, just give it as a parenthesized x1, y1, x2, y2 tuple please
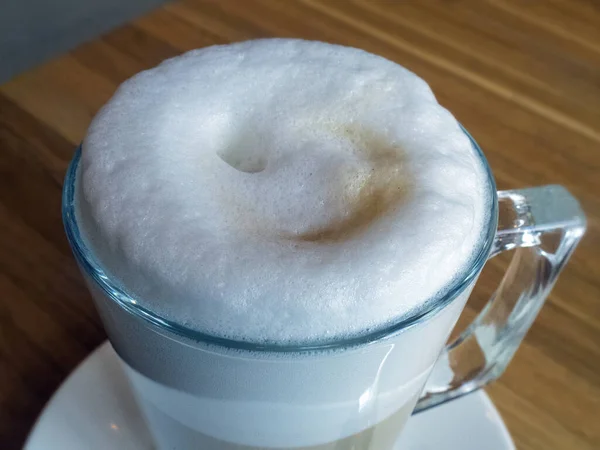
(78, 38, 491, 345)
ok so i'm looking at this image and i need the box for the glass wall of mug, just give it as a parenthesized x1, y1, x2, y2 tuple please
(63, 133, 498, 449)
(84, 272, 478, 450)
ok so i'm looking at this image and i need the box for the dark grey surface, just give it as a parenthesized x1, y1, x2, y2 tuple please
(0, 0, 168, 83)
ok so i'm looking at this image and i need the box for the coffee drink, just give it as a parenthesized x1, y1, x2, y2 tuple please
(76, 39, 491, 449)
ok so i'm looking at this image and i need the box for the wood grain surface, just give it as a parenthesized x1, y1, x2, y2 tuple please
(1, 1, 599, 449)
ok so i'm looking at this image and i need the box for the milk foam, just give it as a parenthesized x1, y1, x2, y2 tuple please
(78, 38, 490, 345)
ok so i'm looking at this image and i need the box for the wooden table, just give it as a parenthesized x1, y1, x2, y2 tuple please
(1, 1, 599, 448)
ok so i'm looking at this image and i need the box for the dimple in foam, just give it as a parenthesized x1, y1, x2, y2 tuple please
(77, 38, 490, 345)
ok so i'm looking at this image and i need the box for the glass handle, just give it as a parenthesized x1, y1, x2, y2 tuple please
(414, 185, 586, 413)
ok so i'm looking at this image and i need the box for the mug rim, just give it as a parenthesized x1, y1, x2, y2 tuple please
(62, 126, 499, 353)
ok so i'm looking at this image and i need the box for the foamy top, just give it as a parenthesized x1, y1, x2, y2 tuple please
(78, 39, 490, 345)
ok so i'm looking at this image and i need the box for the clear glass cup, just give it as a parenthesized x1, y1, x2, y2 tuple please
(63, 128, 586, 449)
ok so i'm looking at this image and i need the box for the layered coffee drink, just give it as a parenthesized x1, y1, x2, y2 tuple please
(76, 39, 491, 449)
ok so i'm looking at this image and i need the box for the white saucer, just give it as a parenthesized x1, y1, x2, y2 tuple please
(25, 342, 515, 449)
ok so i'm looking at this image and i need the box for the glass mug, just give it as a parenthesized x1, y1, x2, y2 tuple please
(63, 129, 585, 449)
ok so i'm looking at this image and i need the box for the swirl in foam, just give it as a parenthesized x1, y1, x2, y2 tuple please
(78, 39, 490, 345)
